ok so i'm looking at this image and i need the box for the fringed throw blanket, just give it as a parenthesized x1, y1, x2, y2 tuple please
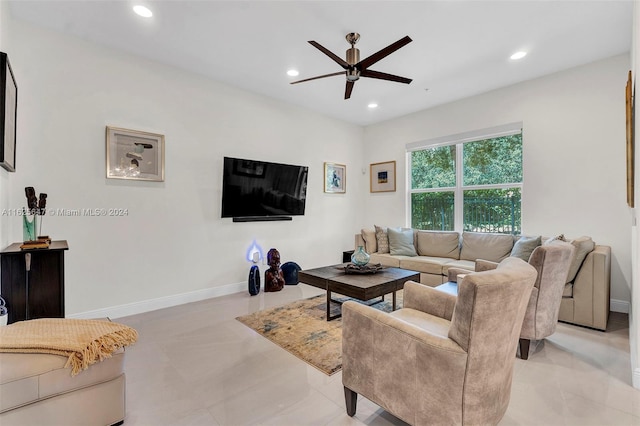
(0, 318, 138, 375)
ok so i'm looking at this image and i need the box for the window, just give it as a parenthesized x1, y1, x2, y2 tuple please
(408, 124, 522, 234)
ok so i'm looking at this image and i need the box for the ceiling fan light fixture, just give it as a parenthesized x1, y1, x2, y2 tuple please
(286, 69, 299, 77)
(346, 69, 360, 82)
(510, 51, 527, 60)
(133, 5, 153, 18)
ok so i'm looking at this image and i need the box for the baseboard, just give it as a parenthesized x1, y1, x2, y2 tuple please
(633, 368, 640, 389)
(610, 299, 630, 314)
(67, 281, 246, 320)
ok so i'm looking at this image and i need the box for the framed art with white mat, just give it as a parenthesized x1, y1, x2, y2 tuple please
(370, 161, 396, 193)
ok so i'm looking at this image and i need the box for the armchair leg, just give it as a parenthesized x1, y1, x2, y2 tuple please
(344, 386, 357, 416)
(519, 338, 531, 360)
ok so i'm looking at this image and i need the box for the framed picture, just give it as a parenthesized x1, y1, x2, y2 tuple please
(370, 160, 396, 193)
(626, 70, 635, 208)
(0, 52, 17, 172)
(106, 126, 165, 181)
(324, 162, 346, 193)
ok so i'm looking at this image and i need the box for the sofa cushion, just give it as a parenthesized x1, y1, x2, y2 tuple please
(361, 229, 377, 254)
(369, 253, 400, 268)
(442, 259, 476, 275)
(511, 235, 542, 261)
(374, 225, 389, 254)
(566, 236, 595, 283)
(416, 231, 460, 259)
(400, 256, 455, 275)
(460, 232, 514, 262)
(388, 228, 417, 256)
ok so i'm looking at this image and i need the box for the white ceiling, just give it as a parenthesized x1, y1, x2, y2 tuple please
(8, 1, 633, 126)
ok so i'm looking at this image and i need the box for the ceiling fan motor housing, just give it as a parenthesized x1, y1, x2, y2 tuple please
(346, 47, 360, 81)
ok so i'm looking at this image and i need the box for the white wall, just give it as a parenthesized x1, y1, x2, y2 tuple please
(3, 19, 364, 317)
(362, 54, 632, 308)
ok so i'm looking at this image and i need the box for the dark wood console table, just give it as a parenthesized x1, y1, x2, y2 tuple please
(0, 240, 68, 324)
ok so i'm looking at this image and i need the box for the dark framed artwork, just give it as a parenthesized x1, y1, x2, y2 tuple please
(626, 70, 635, 208)
(0, 52, 17, 172)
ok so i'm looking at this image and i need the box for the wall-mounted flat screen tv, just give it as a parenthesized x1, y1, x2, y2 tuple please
(221, 157, 308, 221)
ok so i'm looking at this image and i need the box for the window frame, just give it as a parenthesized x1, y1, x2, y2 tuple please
(406, 123, 523, 233)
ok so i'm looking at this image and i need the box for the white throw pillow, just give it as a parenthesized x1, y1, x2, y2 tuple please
(388, 228, 417, 256)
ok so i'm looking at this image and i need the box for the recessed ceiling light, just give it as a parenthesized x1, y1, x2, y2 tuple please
(368, 103, 378, 109)
(510, 51, 527, 60)
(133, 5, 153, 18)
(287, 69, 299, 77)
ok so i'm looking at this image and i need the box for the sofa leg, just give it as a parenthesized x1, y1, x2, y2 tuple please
(519, 338, 531, 360)
(344, 386, 357, 416)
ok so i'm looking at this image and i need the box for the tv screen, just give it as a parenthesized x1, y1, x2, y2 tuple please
(221, 157, 308, 219)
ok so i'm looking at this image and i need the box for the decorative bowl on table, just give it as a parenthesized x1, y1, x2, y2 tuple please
(344, 263, 384, 274)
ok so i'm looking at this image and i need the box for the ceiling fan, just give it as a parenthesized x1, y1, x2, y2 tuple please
(291, 33, 413, 100)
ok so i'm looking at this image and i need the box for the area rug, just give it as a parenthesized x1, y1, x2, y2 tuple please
(236, 292, 402, 375)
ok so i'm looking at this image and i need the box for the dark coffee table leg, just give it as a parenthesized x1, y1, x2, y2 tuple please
(392, 290, 397, 310)
(327, 289, 331, 321)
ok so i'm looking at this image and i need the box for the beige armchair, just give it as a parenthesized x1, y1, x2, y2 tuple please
(447, 242, 575, 359)
(342, 257, 537, 425)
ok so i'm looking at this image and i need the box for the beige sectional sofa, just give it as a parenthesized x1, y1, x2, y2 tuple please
(355, 228, 611, 330)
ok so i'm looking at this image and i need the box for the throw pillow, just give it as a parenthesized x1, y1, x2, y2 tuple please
(387, 228, 417, 256)
(511, 235, 542, 261)
(374, 225, 389, 254)
(565, 236, 595, 283)
(361, 228, 377, 253)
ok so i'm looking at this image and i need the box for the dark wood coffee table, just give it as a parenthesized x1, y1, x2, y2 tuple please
(298, 264, 420, 321)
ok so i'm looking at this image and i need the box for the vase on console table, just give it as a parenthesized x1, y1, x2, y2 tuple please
(351, 245, 370, 266)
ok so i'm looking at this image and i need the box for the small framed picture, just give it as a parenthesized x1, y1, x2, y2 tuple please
(324, 162, 346, 193)
(370, 160, 396, 193)
(106, 126, 165, 181)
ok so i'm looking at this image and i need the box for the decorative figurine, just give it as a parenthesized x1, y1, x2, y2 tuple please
(248, 265, 261, 296)
(264, 248, 285, 292)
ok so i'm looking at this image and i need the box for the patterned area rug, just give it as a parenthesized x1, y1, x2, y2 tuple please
(236, 292, 402, 375)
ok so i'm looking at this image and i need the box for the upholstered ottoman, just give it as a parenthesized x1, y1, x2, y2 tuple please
(0, 318, 136, 426)
(0, 350, 126, 426)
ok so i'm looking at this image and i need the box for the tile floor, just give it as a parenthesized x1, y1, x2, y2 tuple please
(117, 284, 640, 425)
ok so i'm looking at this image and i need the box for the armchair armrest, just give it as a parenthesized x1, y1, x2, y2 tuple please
(403, 281, 457, 321)
(447, 267, 473, 283)
(475, 259, 498, 272)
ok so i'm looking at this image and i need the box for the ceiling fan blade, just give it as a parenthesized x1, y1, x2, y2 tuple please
(290, 71, 344, 85)
(308, 41, 349, 69)
(356, 36, 412, 70)
(360, 69, 412, 84)
(345, 81, 355, 99)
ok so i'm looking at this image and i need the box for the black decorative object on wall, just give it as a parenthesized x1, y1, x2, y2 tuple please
(0, 52, 17, 172)
(248, 265, 261, 296)
(281, 261, 301, 285)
